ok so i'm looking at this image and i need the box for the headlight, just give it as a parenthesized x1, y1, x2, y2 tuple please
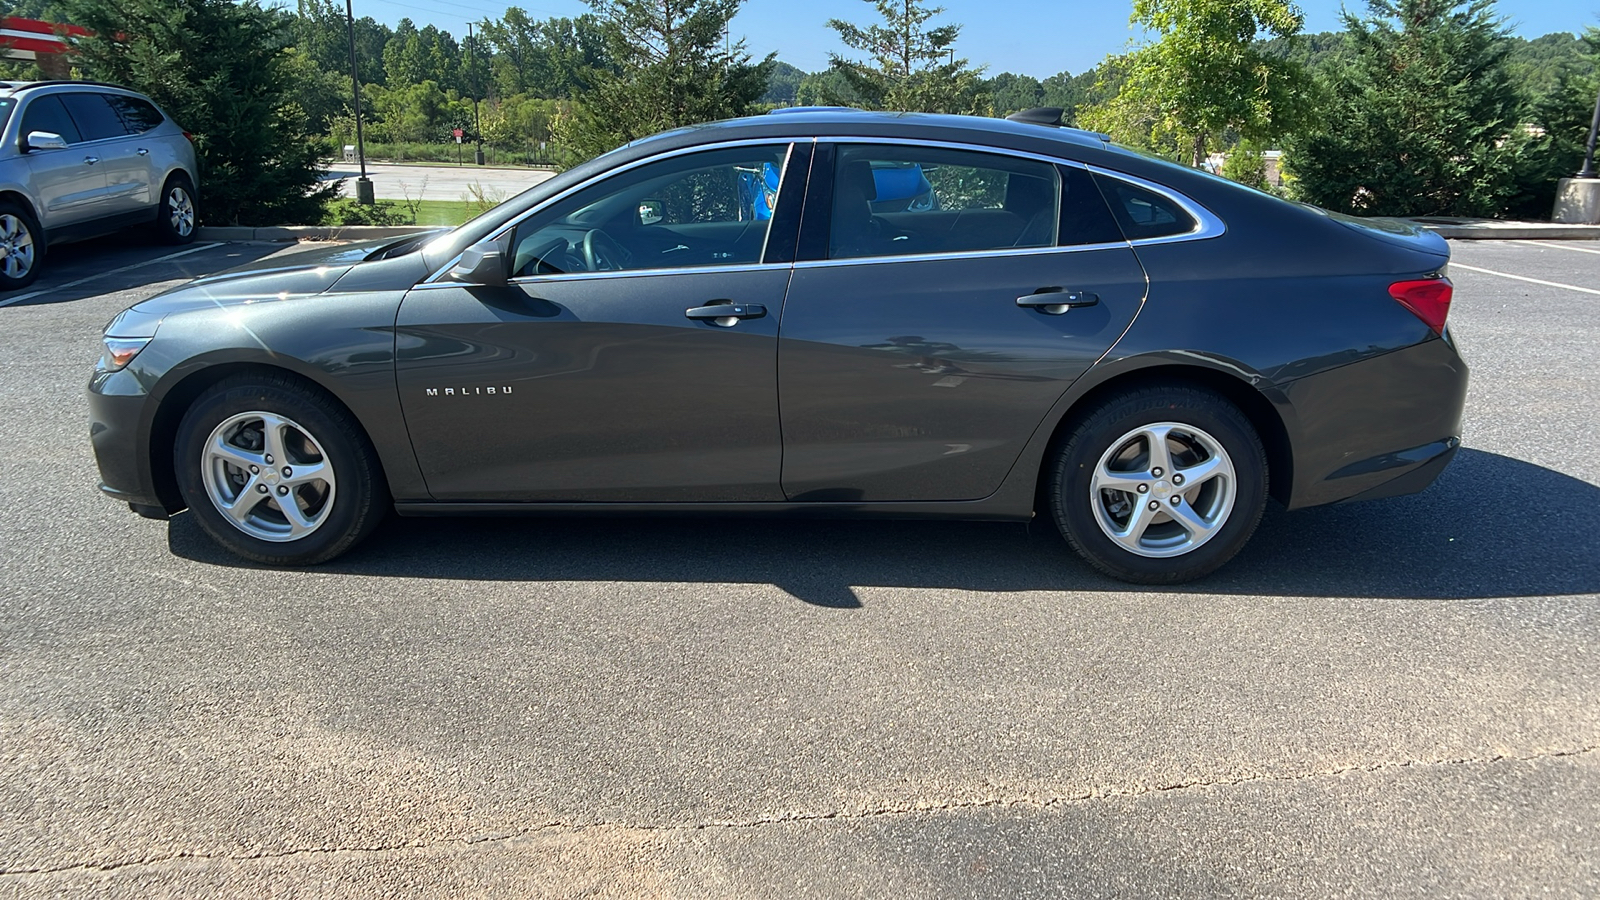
(101, 336, 151, 371)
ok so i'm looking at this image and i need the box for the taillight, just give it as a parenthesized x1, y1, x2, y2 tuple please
(182, 131, 193, 142)
(1389, 277, 1453, 335)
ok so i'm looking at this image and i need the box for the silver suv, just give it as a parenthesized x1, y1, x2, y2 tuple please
(0, 80, 199, 290)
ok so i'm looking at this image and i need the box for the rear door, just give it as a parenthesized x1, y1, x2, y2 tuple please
(58, 92, 149, 215)
(16, 95, 104, 228)
(776, 141, 1149, 502)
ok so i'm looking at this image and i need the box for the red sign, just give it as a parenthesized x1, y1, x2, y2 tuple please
(1, 17, 90, 57)
(452, 128, 463, 138)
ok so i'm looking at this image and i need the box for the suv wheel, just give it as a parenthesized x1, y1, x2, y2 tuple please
(1048, 384, 1268, 584)
(157, 175, 198, 244)
(0, 202, 42, 291)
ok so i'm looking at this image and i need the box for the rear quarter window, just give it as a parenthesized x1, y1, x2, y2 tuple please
(1093, 174, 1198, 241)
(105, 95, 165, 134)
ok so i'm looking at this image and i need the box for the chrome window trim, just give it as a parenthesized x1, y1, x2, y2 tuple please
(411, 261, 779, 290)
(791, 240, 1132, 271)
(1086, 164, 1227, 246)
(423, 137, 810, 285)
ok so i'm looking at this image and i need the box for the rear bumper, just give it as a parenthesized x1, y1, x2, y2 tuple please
(1282, 336, 1468, 509)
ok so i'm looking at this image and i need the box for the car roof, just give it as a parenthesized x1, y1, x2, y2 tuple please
(0, 80, 145, 98)
(626, 109, 1112, 157)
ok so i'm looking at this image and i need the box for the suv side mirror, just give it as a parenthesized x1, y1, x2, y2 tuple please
(637, 199, 664, 226)
(23, 131, 67, 152)
(449, 235, 509, 286)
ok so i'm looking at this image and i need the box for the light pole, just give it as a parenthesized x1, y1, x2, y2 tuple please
(1578, 79, 1600, 179)
(469, 22, 484, 166)
(345, 0, 373, 204)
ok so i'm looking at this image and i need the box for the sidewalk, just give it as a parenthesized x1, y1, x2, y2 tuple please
(1407, 217, 1600, 240)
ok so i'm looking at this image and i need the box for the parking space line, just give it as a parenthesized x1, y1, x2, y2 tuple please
(1451, 262, 1600, 297)
(0, 242, 222, 309)
(1512, 240, 1600, 256)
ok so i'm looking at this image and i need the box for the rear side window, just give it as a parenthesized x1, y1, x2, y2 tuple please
(59, 93, 129, 141)
(828, 144, 1060, 260)
(1093, 173, 1198, 241)
(105, 94, 164, 133)
(1058, 165, 1126, 247)
(19, 95, 82, 144)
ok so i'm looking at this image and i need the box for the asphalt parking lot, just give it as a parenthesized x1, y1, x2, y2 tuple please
(1, 234, 1597, 897)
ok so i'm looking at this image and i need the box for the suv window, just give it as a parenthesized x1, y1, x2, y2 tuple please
(505, 144, 791, 278)
(59, 93, 129, 142)
(19, 95, 82, 145)
(1093, 174, 1198, 241)
(829, 145, 1060, 260)
(105, 94, 164, 134)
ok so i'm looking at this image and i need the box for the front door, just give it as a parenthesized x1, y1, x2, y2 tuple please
(777, 143, 1150, 502)
(395, 142, 805, 502)
(16, 95, 105, 228)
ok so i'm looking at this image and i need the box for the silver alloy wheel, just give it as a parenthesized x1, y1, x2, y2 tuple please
(168, 186, 195, 236)
(201, 411, 336, 542)
(0, 214, 36, 280)
(1089, 421, 1237, 559)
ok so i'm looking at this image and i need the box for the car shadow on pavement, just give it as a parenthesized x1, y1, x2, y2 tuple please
(167, 448, 1600, 606)
(3, 234, 284, 308)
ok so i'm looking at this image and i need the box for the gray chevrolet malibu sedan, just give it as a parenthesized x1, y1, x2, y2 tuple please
(89, 110, 1467, 583)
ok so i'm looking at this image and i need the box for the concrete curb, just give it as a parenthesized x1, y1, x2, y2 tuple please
(196, 225, 444, 242)
(1406, 218, 1600, 240)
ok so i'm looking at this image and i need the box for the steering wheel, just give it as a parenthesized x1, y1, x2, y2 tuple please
(581, 229, 628, 272)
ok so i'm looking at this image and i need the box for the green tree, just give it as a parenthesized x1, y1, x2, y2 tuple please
(1506, 28, 1600, 218)
(1080, 0, 1314, 166)
(762, 61, 806, 106)
(482, 11, 612, 99)
(1286, 0, 1525, 217)
(557, 0, 773, 162)
(62, 0, 337, 225)
(985, 72, 1044, 116)
(821, 0, 985, 113)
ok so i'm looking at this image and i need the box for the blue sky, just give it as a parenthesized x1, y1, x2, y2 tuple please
(358, 0, 1599, 79)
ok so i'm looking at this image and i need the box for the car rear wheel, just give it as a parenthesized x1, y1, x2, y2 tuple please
(175, 375, 387, 565)
(157, 175, 198, 244)
(1048, 384, 1267, 584)
(0, 202, 43, 291)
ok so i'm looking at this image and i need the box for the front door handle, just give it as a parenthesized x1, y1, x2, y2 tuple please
(1017, 287, 1099, 314)
(135, 148, 149, 156)
(83, 156, 100, 165)
(686, 302, 766, 325)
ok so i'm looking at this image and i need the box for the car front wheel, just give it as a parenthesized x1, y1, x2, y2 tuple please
(174, 375, 387, 565)
(1048, 384, 1268, 584)
(0, 202, 42, 291)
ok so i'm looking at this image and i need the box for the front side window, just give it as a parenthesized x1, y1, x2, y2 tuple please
(506, 144, 791, 278)
(828, 145, 1060, 260)
(19, 95, 82, 145)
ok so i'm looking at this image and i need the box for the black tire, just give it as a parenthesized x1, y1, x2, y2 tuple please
(1047, 384, 1267, 584)
(0, 200, 44, 291)
(156, 173, 198, 245)
(174, 373, 388, 565)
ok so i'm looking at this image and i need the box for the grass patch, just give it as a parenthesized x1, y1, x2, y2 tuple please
(408, 200, 481, 227)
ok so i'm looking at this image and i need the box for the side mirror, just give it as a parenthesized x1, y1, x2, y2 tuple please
(637, 199, 664, 226)
(23, 131, 68, 152)
(449, 235, 509, 286)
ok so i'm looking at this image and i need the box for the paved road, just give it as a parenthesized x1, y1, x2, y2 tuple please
(0, 237, 1597, 897)
(321, 162, 556, 204)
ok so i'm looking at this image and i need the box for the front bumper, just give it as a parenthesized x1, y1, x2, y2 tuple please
(88, 367, 170, 511)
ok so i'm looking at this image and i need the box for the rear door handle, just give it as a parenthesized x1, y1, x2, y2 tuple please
(83, 156, 100, 165)
(1017, 287, 1099, 314)
(686, 302, 766, 324)
(136, 148, 149, 156)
